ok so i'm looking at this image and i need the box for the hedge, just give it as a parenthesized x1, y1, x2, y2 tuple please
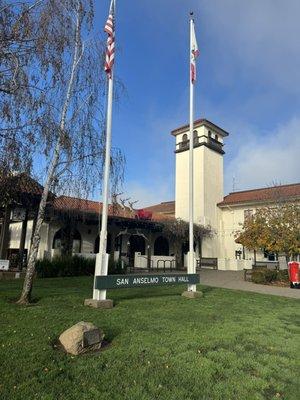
(35, 256, 127, 278)
(251, 268, 289, 285)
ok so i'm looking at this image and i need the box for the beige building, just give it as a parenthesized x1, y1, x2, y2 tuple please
(145, 119, 300, 270)
(1, 119, 299, 271)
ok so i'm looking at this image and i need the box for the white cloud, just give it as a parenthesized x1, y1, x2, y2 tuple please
(225, 117, 300, 193)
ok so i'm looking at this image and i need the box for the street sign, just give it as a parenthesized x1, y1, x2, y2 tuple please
(95, 273, 199, 290)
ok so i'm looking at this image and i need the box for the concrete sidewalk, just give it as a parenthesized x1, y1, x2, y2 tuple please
(199, 269, 300, 299)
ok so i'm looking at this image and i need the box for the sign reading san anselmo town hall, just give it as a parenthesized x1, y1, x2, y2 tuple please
(95, 274, 200, 290)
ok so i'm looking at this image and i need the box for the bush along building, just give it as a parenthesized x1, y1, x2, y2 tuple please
(1, 119, 299, 272)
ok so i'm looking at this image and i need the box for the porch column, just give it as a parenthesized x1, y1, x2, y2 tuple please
(0, 206, 11, 259)
(147, 238, 152, 270)
(109, 229, 116, 261)
(18, 209, 28, 269)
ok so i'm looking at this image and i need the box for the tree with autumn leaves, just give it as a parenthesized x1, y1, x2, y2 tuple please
(235, 203, 300, 260)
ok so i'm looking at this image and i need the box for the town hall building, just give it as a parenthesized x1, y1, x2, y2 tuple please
(1, 119, 300, 271)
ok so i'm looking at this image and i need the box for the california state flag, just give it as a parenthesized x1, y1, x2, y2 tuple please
(191, 21, 199, 83)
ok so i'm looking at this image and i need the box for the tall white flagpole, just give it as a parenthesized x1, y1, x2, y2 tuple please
(93, 0, 116, 303)
(93, 72, 114, 301)
(188, 15, 196, 292)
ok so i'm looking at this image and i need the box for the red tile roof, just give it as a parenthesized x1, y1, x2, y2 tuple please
(218, 183, 300, 207)
(151, 213, 175, 221)
(51, 183, 300, 217)
(53, 196, 175, 222)
(171, 118, 229, 136)
(53, 196, 101, 213)
(143, 201, 175, 215)
(1, 173, 44, 196)
(53, 195, 135, 218)
(16, 173, 45, 196)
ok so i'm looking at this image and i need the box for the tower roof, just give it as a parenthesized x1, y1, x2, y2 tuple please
(171, 118, 229, 137)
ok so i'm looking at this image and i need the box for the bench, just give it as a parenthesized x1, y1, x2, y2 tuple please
(197, 258, 218, 270)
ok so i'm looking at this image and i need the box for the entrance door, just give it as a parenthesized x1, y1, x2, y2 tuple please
(181, 241, 196, 268)
(129, 235, 146, 267)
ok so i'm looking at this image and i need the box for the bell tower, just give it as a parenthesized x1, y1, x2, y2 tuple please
(172, 118, 229, 257)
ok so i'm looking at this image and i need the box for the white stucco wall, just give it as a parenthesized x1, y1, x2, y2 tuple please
(218, 204, 286, 266)
(175, 125, 225, 258)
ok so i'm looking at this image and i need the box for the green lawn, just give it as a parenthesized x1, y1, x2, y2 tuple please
(0, 277, 299, 400)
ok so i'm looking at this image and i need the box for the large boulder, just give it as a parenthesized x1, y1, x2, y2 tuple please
(59, 321, 104, 355)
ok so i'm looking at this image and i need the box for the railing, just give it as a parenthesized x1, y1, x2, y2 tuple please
(179, 140, 189, 150)
(207, 137, 223, 152)
(177, 137, 200, 151)
(253, 261, 279, 270)
(156, 259, 176, 272)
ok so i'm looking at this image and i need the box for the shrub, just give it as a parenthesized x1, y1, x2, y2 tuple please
(251, 268, 289, 284)
(276, 269, 289, 282)
(36, 255, 95, 278)
(35, 256, 128, 278)
(108, 259, 127, 275)
(251, 268, 278, 284)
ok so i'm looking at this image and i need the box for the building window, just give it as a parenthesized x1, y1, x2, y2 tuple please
(193, 130, 198, 145)
(263, 249, 277, 261)
(52, 228, 82, 253)
(244, 209, 253, 220)
(235, 249, 242, 260)
(180, 133, 189, 149)
(215, 134, 219, 141)
(208, 130, 212, 138)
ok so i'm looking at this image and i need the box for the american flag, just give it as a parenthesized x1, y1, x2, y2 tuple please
(191, 20, 199, 83)
(104, 0, 115, 78)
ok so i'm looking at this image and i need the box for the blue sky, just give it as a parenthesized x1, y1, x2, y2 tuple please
(95, 0, 300, 207)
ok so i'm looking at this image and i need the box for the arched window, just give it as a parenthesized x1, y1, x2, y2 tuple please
(52, 228, 82, 253)
(215, 134, 219, 141)
(180, 133, 189, 149)
(208, 130, 212, 138)
(128, 235, 146, 265)
(193, 130, 198, 145)
(129, 235, 146, 255)
(53, 230, 62, 250)
(72, 230, 81, 253)
(154, 236, 169, 256)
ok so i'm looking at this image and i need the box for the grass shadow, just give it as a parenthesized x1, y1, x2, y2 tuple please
(52, 338, 113, 357)
(7, 296, 42, 306)
(112, 290, 181, 304)
(112, 284, 218, 304)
